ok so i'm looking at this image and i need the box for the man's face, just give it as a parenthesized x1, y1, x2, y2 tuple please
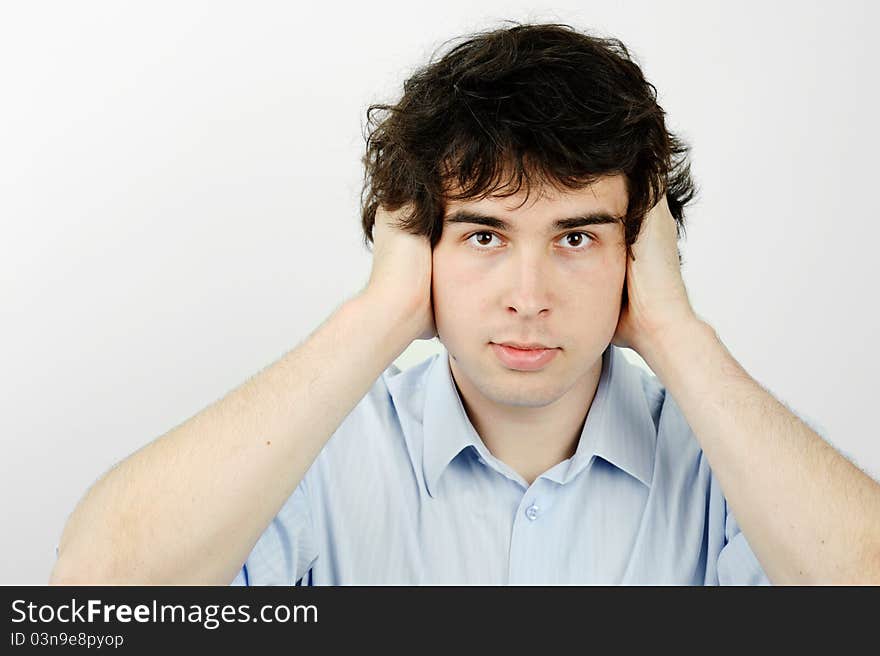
(432, 173, 629, 408)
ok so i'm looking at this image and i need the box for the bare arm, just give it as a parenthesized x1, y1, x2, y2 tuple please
(641, 319, 880, 584)
(49, 289, 423, 585)
(612, 192, 880, 585)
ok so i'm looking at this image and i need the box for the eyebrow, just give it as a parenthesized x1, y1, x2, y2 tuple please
(443, 209, 623, 232)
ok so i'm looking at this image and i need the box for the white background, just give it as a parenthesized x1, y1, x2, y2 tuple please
(2, 1, 878, 584)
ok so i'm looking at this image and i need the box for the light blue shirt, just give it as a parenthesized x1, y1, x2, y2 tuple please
(230, 343, 771, 585)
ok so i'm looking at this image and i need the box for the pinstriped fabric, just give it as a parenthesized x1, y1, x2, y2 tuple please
(230, 343, 771, 585)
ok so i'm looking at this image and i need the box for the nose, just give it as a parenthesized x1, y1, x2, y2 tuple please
(505, 249, 553, 319)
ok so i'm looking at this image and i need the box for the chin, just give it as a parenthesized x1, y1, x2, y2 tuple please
(470, 350, 573, 406)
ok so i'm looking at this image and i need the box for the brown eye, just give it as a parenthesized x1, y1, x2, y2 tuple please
(466, 231, 500, 249)
(558, 232, 594, 250)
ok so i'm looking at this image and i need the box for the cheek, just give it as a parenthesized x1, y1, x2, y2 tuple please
(585, 243, 626, 289)
(434, 245, 476, 278)
(432, 245, 484, 293)
(431, 251, 477, 322)
(600, 255, 626, 296)
(567, 255, 627, 318)
(569, 281, 620, 320)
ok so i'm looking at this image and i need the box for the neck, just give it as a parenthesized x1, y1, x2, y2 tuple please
(450, 351, 604, 485)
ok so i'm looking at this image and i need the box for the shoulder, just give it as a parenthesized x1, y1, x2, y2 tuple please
(622, 352, 698, 451)
(619, 352, 771, 583)
(304, 353, 437, 477)
(621, 351, 714, 486)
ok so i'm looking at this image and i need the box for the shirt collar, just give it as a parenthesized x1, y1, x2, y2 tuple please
(422, 343, 657, 498)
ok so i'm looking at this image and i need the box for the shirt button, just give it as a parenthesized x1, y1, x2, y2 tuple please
(525, 504, 540, 521)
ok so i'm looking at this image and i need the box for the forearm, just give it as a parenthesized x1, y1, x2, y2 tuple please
(639, 319, 880, 584)
(50, 290, 418, 585)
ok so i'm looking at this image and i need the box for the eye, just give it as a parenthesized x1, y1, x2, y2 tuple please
(464, 231, 595, 252)
(465, 231, 502, 249)
(559, 232, 595, 250)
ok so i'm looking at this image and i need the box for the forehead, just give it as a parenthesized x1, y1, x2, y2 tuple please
(442, 174, 629, 231)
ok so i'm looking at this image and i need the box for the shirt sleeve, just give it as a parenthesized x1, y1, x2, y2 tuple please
(715, 497, 772, 586)
(229, 473, 318, 586)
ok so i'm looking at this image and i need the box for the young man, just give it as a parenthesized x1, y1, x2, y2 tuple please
(50, 23, 880, 585)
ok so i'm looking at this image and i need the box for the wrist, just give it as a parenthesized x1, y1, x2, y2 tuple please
(354, 286, 424, 345)
(637, 315, 716, 373)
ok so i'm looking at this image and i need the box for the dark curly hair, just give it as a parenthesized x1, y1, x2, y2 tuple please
(359, 20, 697, 263)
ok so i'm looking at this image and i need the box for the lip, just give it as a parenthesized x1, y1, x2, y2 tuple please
(490, 342, 560, 371)
(497, 341, 552, 350)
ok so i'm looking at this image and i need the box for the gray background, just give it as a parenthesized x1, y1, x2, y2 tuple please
(2, 0, 877, 584)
